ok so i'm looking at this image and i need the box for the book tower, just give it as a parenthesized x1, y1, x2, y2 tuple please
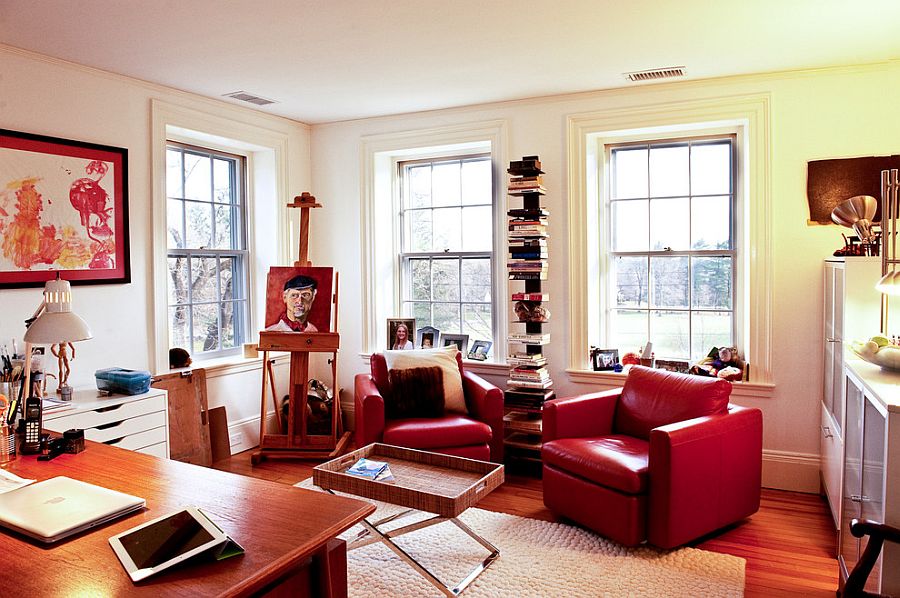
(504, 156, 555, 463)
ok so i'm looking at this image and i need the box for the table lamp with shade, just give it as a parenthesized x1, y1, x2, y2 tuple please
(22, 274, 92, 401)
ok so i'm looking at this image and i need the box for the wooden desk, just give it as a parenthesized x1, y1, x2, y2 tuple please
(0, 442, 374, 596)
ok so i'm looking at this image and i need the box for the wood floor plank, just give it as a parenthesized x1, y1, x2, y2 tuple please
(213, 451, 839, 595)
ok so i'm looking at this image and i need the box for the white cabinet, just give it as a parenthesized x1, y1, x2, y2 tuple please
(43, 387, 169, 457)
(822, 257, 881, 530)
(839, 360, 900, 595)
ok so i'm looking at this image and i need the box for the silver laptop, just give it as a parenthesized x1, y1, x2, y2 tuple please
(0, 476, 145, 543)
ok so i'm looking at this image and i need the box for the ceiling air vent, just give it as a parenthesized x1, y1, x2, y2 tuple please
(223, 91, 277, 106)
(624, 67, 686, 82)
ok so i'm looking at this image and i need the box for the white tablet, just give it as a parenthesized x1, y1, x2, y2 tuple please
(109, 506, 228, 582)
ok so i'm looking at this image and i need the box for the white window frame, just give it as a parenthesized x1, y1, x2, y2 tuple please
(566, 95, 774, 385)
(150, 100, 291, 372)
(360, 121, 508, 358)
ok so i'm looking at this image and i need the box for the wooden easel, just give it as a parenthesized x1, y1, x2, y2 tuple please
(251, 193, 352, 463)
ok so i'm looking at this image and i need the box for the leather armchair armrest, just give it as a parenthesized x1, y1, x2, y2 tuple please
(542, 389, 621, 442)
(647, 405, 763, 548)
(354, 374, 385, 448)
(462, 370, 505, 462)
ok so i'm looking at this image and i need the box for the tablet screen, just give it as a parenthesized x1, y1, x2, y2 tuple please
(118, 510, 215, 569)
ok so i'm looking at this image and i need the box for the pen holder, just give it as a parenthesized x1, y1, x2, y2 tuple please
(0, 424, 15, 464)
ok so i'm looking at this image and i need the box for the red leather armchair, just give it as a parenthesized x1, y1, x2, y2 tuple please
(354, 352, 504, 463)
(542, 366, 762, 548)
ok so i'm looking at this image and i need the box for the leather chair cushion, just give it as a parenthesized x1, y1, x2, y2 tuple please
(542, 435, 650, 494)
(615, 366, 731, 439)
(385, 366, 445, 419)
(383, 414, 491, 450)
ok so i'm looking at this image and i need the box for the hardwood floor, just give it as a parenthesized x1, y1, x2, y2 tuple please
(214, 452, 838, 597)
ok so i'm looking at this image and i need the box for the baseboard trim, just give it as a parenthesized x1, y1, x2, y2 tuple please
(226, 411, 278, 455)
(762, 449, 821, 493)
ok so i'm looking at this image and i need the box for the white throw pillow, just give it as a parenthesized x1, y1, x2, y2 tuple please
(383, 345, 467, 414)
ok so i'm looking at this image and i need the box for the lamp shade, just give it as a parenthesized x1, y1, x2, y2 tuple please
(23, 277, 93, 343)
(876, 270, 900, 296)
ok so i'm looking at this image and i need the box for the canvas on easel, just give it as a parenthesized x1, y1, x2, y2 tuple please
(263, 266, 333, 333)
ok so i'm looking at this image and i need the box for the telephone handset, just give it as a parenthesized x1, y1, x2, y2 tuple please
(21, 397, 42, 454)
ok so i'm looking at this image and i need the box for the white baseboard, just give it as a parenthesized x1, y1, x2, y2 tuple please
(762, 449, 821, 493)
(226, 410, 278, 455)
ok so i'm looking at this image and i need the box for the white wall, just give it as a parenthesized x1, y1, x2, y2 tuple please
(0, 47, 310, 450)
(310, 62, 900, 492)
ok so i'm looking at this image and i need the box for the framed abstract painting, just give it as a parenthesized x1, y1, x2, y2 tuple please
(0, 129, 130, 288)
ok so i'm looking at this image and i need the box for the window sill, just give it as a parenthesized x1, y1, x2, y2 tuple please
(358, 352, 509, 374)
(565, 368, 776, 399)
(158, 352, 290, 380)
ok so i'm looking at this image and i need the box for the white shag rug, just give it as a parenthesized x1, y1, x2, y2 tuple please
(295, 479, 745, 597)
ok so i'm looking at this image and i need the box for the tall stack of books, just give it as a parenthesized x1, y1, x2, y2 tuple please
(504, 156, 555, 463)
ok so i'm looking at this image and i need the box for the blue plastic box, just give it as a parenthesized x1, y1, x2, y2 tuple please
(95, 368, 152, 395)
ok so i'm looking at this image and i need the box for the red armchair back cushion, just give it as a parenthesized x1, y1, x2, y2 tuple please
(614, 366, 731, 439)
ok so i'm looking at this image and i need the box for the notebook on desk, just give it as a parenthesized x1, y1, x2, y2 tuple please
(0, 476, 145, 543)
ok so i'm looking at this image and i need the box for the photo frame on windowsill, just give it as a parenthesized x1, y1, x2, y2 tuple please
(467, 340, 492, 361)
(0, 128, 130, 288)
(441, 333, 469, 354)
(591, 348, 619, 371)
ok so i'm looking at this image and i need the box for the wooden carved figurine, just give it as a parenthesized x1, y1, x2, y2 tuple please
(50, 342, 75, 389)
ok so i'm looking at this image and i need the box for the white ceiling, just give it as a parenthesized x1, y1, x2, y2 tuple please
(2, 1, 899, 124)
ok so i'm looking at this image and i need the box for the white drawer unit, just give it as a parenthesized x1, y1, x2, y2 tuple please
(43, 388, 169, 458)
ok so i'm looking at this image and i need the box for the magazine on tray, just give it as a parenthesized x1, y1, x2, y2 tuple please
(346, 458, 394, 482)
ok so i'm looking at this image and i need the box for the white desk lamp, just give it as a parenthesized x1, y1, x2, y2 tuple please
(22, 274, 92, 401)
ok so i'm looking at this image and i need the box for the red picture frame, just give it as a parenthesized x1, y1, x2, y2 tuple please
(0, 128, 130, 288)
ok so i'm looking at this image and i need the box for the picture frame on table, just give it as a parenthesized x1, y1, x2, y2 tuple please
(387, 318, 416, 350)
(467, 340, 492, 361)
(592, 348, 619, 371)
(0, 128, 130, 288)
(415, 325, 440, 349)
(441, 333, 469, 354)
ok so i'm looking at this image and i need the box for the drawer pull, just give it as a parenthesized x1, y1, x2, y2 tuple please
(96, 404, 125, 413)
(96, 420, 124, 430)
(823, 426, 833, 439)
(850, 494, 871, 503)
(104, 437, 125, 445)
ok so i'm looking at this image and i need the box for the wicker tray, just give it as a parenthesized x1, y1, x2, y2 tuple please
(313, 443, 504, 518)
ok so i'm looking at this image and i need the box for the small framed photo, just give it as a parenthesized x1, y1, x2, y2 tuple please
(441, 333, 469, 354)
(655, 359, 690, 374)
(592, 348, 619, 371)
(387, 318, 416, 350)
(416, 326, 440, 349)
(467, 340, 492, 361)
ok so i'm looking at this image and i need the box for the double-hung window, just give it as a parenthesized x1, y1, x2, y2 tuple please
(607, 135, 735, 361)
(398, 155, 494, 344)
(165, 142, 250, 358)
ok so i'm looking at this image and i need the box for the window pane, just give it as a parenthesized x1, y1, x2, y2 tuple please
(461, 206, 492, 251)
(614, 256, 648, 307)
(214, 204, 234, 250)
(691, 196, 731, 250)
(610, 309, 647, 353)
(166, 149, 183, 199)
(167, 199, 184, 249)
(410, 301, 432, 328)
(407, 165, 431, 209)
(433, 303, 460, 333)
(612, 147, 648, 199)
(167, 257, 188, 304)
(691, 142, 731, 196)
(691, 311, 732, 361)
(649, 310, 689, 359)
(169, 306, 189, 350)
(190, 257, 218, 303)
(432, 259, 460, 302)
(692, 256, 733, 309)
(432, 161, 461, 207)
(185, 202, 212, 249)
(649, 197, 689, 250)
(433, 207, 462, 252)
(220, 301, 237, 349)
(461, 159, 491, 205)
(461, 258, 491, 302)
(192, 303, 219, 353)
(213, 158, 233, 203)
(650, 256, 689, 309)
(406, 209, 432, 252)
(649, 145, 689, 198)
(220, 256, 237, 300)
(612, 200, 649, 252)
(463, 304, 492, 342)
(409, 259, 431, 300)
(184, 153, 211, 202)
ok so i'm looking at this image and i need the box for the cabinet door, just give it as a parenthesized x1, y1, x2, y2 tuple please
(841, 373, 864, 574)
(861, 396, 887, 594)
(824, 264, 836, 415)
